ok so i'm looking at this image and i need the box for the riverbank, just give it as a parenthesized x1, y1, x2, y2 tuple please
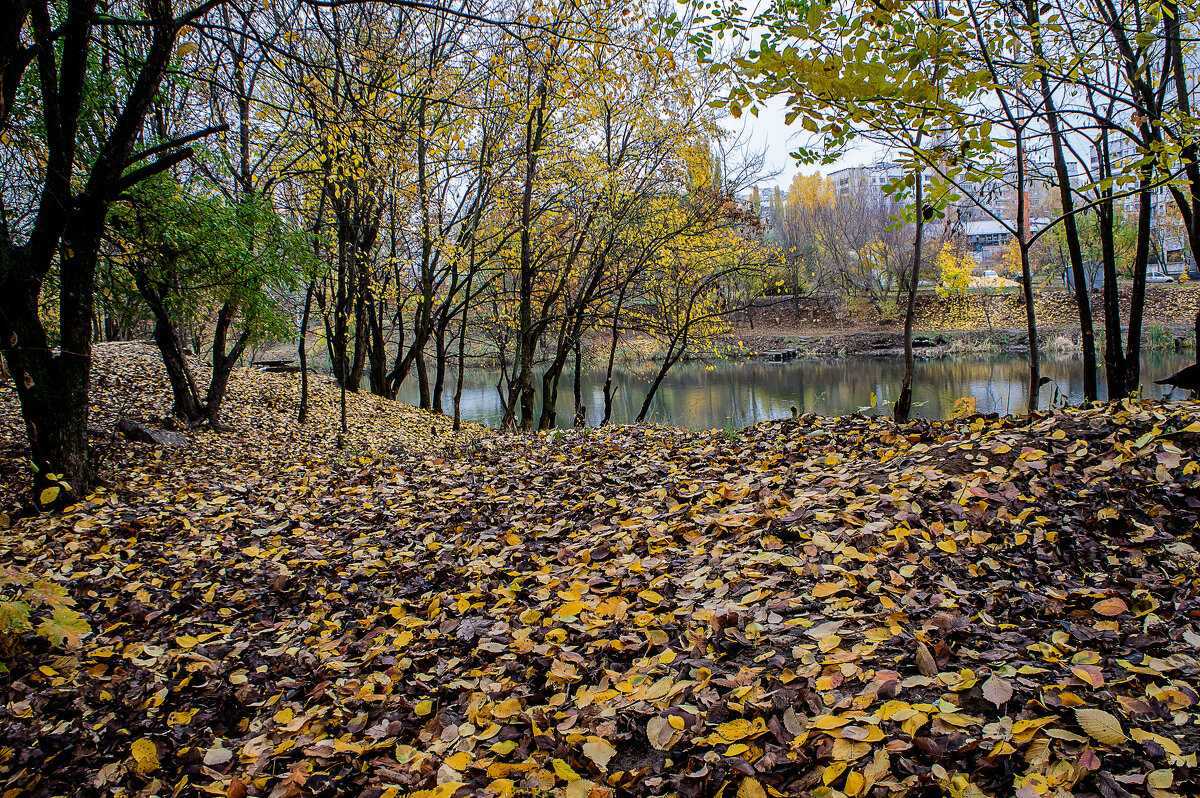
(723, 283, 1200, 360)
(2, 345, 1199, 797)
(722, 324, 1198, 360)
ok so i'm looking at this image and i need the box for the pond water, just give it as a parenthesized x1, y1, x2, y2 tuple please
(398, 351, 1197, 430)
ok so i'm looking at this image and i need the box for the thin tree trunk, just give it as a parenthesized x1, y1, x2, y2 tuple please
(1028, 0, 1096, 402)
(1096, 134, 1126, 397)
(602, 289, 626, 425)
(453, 264, 476, 432)
(1125, 164, 1154, 395)
(573, 337, 585, 428)
(894, 174, 925, 424)
(1016, 142, 1040, 413)
(298, 280, 315, 424)
(432, 321, 448, 415)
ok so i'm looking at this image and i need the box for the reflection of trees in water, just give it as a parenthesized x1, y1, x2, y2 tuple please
(401, 352, 1196, 429)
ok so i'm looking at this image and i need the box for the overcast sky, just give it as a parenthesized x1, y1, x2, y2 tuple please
(724, 96, 887, 193)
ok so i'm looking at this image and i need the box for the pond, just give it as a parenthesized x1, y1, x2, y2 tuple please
(397, 351, 1197, 430)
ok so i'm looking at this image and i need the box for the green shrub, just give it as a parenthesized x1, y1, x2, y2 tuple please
(1146, 325, 1173, 350)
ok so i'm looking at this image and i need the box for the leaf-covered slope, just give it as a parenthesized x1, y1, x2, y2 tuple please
(1, 347, 1199, 798)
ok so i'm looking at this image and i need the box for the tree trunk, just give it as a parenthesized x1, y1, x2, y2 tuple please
(636, 330, 687, 423)
(204, 301, 251, 431)
(1125, 165, 1153, 395)
(453, 265, 476, 432)
(1029, 0, 1096, 403)
(416, 348, 430, 409)
(298, 280, 315, 424)
(151, 310, 206, 424)
(432, 320, 448, 415)
(573, 337, 585, 428)
(602, 289, 626, 426)
(347, 273, 368, 392)
(1096, 143, 1127, 398)
(893, 176, 925, 424)
(636, 352, 679, 424)
(0, 243, 92, 500)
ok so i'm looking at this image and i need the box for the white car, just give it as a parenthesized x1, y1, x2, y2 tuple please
(1146, 270, 1174, 283)
(982, 269, 999, 279)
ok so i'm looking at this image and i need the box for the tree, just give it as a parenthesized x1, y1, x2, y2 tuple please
(1, 0, 226, 502)
(106, 176, 306, 428)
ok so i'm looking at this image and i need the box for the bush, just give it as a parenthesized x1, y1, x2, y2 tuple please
(1147, 325, 1173, 350)
(877, 296, 902, 323)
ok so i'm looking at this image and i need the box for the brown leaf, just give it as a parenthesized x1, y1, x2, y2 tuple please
(982, 674, 1013, 706)
(915, 642, 938, 677)
(1094, 597, 1129, 616)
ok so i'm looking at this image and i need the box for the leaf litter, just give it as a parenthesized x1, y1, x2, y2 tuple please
(1, 343, 1199, 798)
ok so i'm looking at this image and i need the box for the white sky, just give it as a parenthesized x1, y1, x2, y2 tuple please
(722, 96, 887, 193)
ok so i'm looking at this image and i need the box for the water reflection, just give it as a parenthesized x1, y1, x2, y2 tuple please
(398, 351, 1196, 430)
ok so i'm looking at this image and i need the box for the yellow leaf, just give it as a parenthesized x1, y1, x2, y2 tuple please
(444, 751, 470, 770)
(812, 582, 842, 598)
(715, 718, 755, 741)
(415, 700, 433, 716)
(844, 770, 866, 797)
(493, 697, 522, 719)
(637, 589, 662, 604)
(736, 776, 767, 798)
(668, 715, 685, 730)
(488, 778, 516, 798)
(810, 714, 850, 730)
(582, 737, 615, 771)
(551, 758, 580, 781)
(131, 738, 159, 774)
(167, 709, 196, 726)
(1075, 707, 1127, 746)
(39, 486, 60, 505)
(823, 761, 848, 785)
(556, 601, 586, 618)
(1131, 729, 1182, 757)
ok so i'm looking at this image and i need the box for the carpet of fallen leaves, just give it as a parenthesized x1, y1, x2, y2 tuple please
(2, 344, 1200, 798)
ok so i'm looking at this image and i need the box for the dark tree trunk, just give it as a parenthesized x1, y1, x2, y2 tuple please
(1096, 146, 1126, 397)
(416, 348, 430, 409)
(1125, 166, 1153, 395)
(152, 311, 206, 423)
(0, 243, 92, 499)
(0, 0, 182, 502)
(453, 265, 476, 432)
(1029, 0, 1096, 403)
(636, 326, 689, 423)
(347, 273, 368, 392)
(366, 288, 388, 397)
(636, 352, 679, 424)
(432, 320, 448, 415)
(298, 280, 315, 424)
(894, 175, 924, 424)
(573, 337, 585, 428)
(601, 289, 626, 426)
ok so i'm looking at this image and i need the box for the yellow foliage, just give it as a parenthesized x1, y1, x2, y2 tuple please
(936, 245, 974, 299)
